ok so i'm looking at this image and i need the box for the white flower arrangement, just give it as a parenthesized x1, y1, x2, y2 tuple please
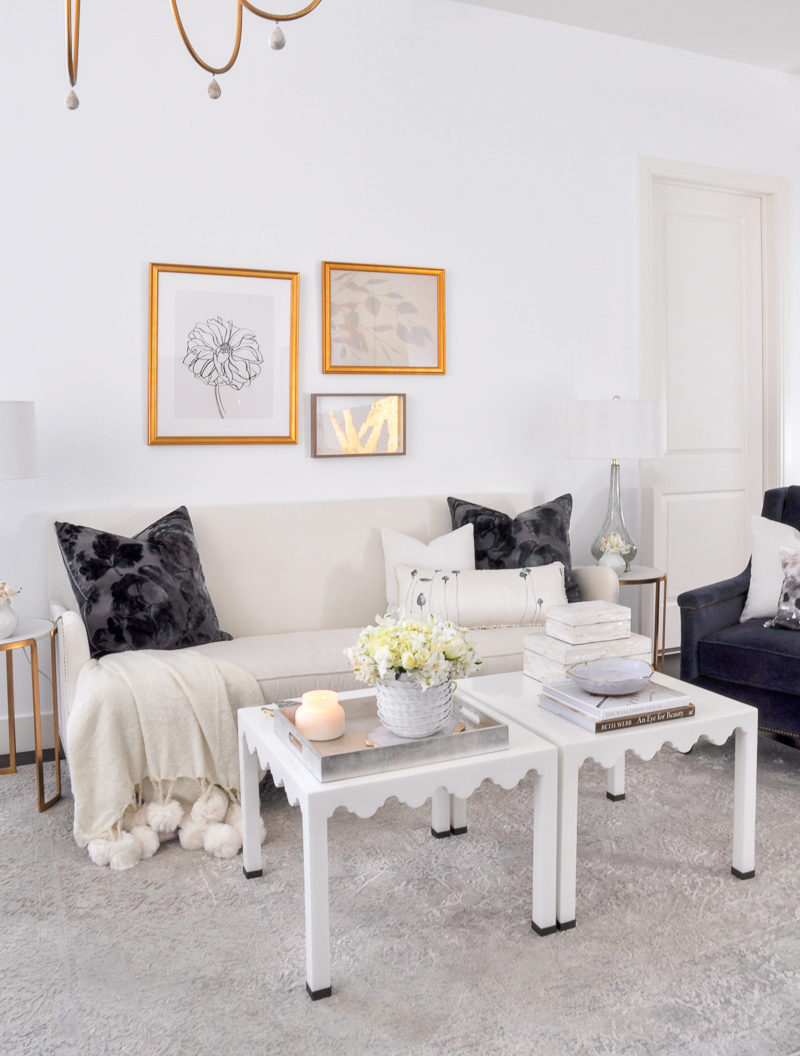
(344, 613, 482, 690)
(599, 532, 631, 555)
(0, 582, 21, 603)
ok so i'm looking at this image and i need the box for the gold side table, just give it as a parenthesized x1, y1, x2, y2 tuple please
(616, 566, 667, 672)
(0, 618, 62, 811)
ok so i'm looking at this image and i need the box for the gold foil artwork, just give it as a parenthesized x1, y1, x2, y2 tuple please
(328, 396, 401, 455)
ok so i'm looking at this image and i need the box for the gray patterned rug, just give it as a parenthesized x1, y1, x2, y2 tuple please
(3, 734, 800, 1056)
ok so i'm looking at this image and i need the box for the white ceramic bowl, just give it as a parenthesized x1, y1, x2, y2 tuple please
(567, 657, 653, 696)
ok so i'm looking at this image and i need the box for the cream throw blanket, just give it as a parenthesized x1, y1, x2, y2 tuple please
(68, 649, 263, 847)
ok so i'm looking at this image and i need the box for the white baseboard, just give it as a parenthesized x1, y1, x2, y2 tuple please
(0, 711, 55, 755)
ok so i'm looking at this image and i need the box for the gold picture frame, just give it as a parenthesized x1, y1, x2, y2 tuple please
(322, 261, 445, 374)
(311, 394, 406, 457)
(148, 262, 299, 444)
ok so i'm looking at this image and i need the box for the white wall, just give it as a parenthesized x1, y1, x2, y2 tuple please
(2, 0, 800, 745)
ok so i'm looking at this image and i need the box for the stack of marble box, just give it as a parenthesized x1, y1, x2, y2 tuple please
(524, 600, 652, 684)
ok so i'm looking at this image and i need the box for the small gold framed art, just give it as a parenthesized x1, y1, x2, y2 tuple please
(148, 262, 299, 444)
(311, 394, 406, 458)
(322, 261, 445, 374)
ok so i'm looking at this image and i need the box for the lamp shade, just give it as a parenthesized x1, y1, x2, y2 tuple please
(0, 401, 37, 479)
(569, 398, 664, 461)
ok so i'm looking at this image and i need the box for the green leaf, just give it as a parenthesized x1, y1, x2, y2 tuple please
(396, 302, 418, 314)
(365, 296, 381, 315)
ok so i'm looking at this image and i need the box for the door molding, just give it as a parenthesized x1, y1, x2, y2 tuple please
(638, 156, 790, 494)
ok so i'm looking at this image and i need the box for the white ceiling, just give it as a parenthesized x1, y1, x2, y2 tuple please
(447, 0, 800, 74)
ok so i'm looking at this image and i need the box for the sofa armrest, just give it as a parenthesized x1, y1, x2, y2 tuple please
(52, 608, 91, 754)
(677, 568, 751, 682)
(572, 565, 619, 605)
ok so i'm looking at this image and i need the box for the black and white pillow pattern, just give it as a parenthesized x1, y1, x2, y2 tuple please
(448, 494, 579, 602)
(766, 548, 800, 631)
(55, 506, 231, 659)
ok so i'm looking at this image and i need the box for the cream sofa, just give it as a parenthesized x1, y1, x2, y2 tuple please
(48, 493, 618, 757)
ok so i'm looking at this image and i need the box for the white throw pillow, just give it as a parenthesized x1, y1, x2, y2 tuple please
(740, 515, 800, 621)
(394, 562, 568, 628)
(381, 525, 475, 610)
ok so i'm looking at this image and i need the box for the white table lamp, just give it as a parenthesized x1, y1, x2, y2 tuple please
(569, 397, 664, 570)
(0, 402, 37, 480)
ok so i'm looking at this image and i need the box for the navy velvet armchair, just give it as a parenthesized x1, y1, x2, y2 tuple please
(678, 486, 800, 739)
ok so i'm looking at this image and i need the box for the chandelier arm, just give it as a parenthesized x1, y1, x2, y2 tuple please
(66, 0, 81, 86)
(169, 0, 244, 75)
(237, 0, 323, 22)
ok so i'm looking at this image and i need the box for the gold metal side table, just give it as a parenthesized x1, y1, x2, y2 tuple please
(0, 618, 62, 811)
(616, 566, 667, 673)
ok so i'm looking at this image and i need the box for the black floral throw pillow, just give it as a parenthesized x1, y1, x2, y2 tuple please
(448, 494, 579, 602)
(55, 506, 232, 659)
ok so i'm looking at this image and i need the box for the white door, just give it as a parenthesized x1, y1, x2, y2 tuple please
(640, 178, 766, 649)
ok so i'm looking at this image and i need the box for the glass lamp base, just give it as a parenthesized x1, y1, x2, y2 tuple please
(590, 461, 637, 572)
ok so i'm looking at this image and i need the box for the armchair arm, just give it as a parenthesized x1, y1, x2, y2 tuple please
(677, 567, 751, 682)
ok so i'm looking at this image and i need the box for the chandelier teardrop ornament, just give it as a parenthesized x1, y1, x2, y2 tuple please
(64, 0, 323, 106)
(270, 24, 286, 50)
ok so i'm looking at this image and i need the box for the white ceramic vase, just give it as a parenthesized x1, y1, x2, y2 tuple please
(598, 551, 626, 575)
(0, 601, 19, 640)
(374, 676, 455, 739)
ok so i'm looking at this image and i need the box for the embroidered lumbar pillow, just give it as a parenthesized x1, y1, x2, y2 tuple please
(394, 562, 568, 628)
(381, 524, 475, 610)
(765, 548, 800, 631)
(447, 494, 579, 602)
(55, 506, 231, 659)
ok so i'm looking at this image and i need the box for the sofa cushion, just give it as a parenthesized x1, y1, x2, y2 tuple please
(55, 506, 230, 659)
(698, 618, 800, 697)
(448, 494, 579, 602)
(191, 626, 532, 705)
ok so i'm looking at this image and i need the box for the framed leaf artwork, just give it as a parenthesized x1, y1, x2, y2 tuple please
(148, 262, 299, 444)
(311, 394, 406, 457)
(322, 261, 445, 374)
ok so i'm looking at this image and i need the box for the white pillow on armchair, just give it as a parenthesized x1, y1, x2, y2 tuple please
(740, 515, 800, 621)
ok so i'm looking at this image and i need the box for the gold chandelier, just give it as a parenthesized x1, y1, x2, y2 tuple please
(64, 0, 324, 109)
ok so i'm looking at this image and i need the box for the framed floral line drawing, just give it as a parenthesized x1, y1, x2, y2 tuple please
(148, 262, 299, 444)
(322, 261, 445, 374)
(311, 394, 406, 457)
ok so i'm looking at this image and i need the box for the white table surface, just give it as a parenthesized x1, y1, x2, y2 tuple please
(238, 699, 559, 999)
(0, 618, 54, 647)
(457, 670, 758, 928)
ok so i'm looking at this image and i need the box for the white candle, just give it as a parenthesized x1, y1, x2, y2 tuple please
(295, 690, 345, 741)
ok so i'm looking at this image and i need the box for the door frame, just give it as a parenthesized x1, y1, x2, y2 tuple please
(637, 156, 790, 570)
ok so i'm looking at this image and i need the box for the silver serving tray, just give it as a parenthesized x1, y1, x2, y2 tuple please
(271, 689, 509, 782)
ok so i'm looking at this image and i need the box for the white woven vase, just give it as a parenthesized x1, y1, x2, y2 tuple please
(374, 676, 455, 739)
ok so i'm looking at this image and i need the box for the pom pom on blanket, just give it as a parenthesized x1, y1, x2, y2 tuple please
(87, 838, 114, 867)
(203, 821, 242, 859)
(146, 799, 184, 834)
(108, 832, 143, 871)
(178, 813, 207, 851)
(131, 824, 160, 859)
(191, 786, 229, 824)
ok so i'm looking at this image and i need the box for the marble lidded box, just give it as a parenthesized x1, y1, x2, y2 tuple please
(545, 600, 631, 646)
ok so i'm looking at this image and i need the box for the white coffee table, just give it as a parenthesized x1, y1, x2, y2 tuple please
(457, 670, 758, 931)
(238, 699, 559, 999)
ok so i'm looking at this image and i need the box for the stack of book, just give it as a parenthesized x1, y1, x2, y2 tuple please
(539, 679, 694, 733)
